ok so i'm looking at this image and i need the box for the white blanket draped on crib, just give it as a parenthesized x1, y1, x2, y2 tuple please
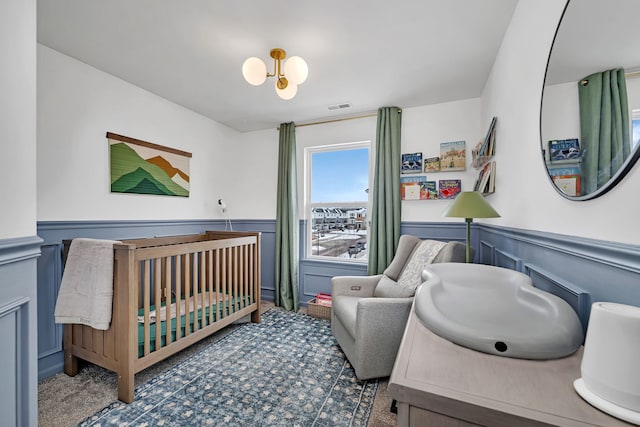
(54, 238, 120, 330)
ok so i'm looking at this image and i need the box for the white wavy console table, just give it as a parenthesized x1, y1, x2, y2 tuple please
(388, 306, 632, 427)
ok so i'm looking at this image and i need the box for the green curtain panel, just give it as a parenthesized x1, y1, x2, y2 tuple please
(367, 107, 402, 275)
(275, 122, 299, 311)
(578, 68, 630, 194)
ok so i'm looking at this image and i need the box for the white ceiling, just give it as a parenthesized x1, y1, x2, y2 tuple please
(37, 0, 518, 132)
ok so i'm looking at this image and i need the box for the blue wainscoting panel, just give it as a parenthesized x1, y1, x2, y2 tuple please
(479, 240, 495, 265)
(524, 263, 591, 331)
(36, 244, 64, 380)
(300, 259, 368, 304)
(0, 297, 29, 427)
(477, 224, 640, 332)
(494, 248, 523, 272)
(0, 235, 42, 427)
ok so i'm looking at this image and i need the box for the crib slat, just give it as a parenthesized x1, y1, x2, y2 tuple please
(104, 274, 116, 360)
(200, 251, 205, 328)
(243, 244, 248, 308)
(248, 244, 253, 305)
(143, 260, 150, 356)
(233, 246, 239, 313)
(192, 253, 199, 332)
(239, 246, 244, 310)
(238, 245, 243, 310)
(227, 247, 233, 315)
(94, 329, 104, 356)
(191, 252, 197, 331)
(83, 324, 93, 352)
(214, 249, 221, 320)
(207, 250, 214, 325)
(154, 259, 162, 353)
(175, 255, 182, 340)
(164, 257, 172, 346)
(221, 248, 227, 318)
(184, 254, 190, 337)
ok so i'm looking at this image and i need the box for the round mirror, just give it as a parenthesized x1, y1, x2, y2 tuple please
(541, 0, 640, 200)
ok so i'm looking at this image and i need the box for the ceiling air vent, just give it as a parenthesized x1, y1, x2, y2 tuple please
(327, 102, 352, 111)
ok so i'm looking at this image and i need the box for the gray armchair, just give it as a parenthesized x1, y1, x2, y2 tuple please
(331, 236, 467, 380)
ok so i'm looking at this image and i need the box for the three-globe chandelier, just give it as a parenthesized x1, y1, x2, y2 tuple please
(242, 48, 308, 100)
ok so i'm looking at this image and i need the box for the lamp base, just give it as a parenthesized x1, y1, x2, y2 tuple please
(574, 378, 640, 425)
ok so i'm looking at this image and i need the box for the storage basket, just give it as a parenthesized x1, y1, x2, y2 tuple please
(307, 298, 331, 320)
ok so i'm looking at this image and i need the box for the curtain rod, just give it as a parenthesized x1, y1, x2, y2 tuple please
(276, 109, 402, 131)
(626, 70, 640, 79)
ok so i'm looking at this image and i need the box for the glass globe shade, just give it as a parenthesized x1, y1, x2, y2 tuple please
(275, 80, 297, 100)
(284, 56, 308, 85)
(242, 57, 267, 86)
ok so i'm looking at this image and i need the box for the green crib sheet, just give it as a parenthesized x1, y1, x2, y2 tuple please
(137, 295, 252, 357)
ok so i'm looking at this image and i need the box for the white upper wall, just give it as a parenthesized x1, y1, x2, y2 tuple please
(0, 0, 36, 239)
(231, 99, 482, 222)
(37, 45, 241, 221)
(399, 99, 483, 222)
(221, 127, 280, 220)
(482, 0, 640, 245)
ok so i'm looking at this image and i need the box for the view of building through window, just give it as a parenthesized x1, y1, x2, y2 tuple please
(308, 144, 370, 261)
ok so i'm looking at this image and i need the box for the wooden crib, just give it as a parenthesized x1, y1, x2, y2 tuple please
(61, 230, 261, 403)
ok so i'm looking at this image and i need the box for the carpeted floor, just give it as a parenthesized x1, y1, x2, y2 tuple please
(38, 301, 396, 427)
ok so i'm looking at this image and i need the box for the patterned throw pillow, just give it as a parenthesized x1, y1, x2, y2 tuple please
(373, 240, 446, 298)
(395, 239, 447, 292)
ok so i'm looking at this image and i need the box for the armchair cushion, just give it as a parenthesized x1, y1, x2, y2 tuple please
(331, 296, 361, 338)
(372, 275, 415, 298)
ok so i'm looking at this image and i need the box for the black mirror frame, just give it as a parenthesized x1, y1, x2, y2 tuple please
(540, 0, 640, 201)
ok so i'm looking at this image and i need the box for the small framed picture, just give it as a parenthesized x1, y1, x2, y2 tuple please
(400, 176, 425, 200)
(440, 141, 466, 171)
(401, 152, 423, 174)
(438, 179, 462, 199)
(424, 156, 441, 172)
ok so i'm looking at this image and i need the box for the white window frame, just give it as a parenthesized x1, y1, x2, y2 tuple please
(304, 140, 371, 262)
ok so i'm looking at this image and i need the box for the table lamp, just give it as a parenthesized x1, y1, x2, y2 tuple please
(442, 191, 500, 262)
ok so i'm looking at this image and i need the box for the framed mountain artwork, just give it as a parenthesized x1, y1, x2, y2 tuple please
(107, 132, 191, 197)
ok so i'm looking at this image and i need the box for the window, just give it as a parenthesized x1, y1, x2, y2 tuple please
(305, 142, 370, 261)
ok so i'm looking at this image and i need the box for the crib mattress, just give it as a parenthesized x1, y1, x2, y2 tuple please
(137, 295, 252, 356)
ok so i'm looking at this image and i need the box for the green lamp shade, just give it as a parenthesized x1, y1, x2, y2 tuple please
(442, 191, 500, 219)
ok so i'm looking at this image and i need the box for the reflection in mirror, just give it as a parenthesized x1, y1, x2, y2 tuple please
(541, 0, 640, 200)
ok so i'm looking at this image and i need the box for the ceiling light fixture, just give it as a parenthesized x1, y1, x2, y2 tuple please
(242, 48, 308, 100)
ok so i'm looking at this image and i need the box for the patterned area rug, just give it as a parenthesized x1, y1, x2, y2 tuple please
(78, 309, 377, 426)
